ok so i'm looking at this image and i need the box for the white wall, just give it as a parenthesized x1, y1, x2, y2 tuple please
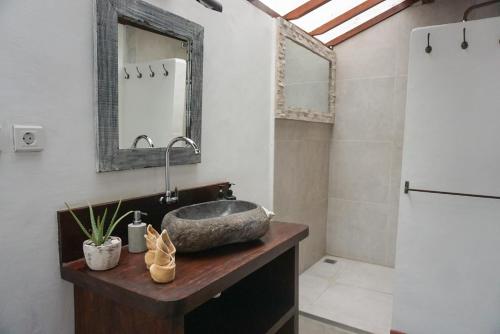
(393, 16, 500, 334)
(0, 0, 275, 332)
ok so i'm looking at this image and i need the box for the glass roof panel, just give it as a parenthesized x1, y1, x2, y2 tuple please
(259, 0, 410, 46)
(315, 0, 405, 43)
(291, 0, 367, 33)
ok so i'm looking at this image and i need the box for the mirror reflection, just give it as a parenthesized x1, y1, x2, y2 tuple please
(118, 23, 189, 149)
(284, 38, 330, 114)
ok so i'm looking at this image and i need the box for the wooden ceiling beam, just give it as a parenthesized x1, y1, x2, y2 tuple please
(326, 0, 419, 47)
(246, 0, 280, 18)
(284, 0, 331, 20)
(309, 0, 384, 36)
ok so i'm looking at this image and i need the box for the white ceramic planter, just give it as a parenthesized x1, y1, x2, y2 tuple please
(82, 237, 122, 271)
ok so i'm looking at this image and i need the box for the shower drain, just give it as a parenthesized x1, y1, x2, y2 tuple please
(323, 258, 337, 265)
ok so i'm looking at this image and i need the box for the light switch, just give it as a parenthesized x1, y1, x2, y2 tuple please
(12, 125, 45, 152)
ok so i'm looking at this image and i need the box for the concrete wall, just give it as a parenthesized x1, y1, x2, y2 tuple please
(326, 0, 500, 267)
(0, 0, 275, 332)
(274, 119, 332, 272)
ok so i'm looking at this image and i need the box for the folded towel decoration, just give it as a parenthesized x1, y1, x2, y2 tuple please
(144, 225, 176, 284)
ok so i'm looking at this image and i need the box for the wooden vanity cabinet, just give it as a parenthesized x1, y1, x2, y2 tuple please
(63, 223, 306, 334)
(58, 185, 307, 334)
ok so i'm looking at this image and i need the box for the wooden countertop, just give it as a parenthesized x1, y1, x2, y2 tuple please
(61, 222, 308, 317)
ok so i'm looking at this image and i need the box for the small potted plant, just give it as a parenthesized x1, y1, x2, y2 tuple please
(65, 200, 133, 271)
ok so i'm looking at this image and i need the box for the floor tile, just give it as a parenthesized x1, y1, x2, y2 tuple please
(306, 284, 392, 334)
(305, 256, 345, 280)
(299, 256, 394, 334)
(299, 272, 330, 308)
(333, 257, 394, 294)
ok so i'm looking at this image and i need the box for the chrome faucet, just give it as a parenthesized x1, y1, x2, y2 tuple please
(160, 136, 200, 205)
(131, 135, 154, 148)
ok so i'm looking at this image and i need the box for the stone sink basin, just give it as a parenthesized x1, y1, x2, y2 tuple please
(161, 200, 271, 253)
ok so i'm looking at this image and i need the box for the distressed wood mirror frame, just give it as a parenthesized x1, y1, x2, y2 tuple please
(276, 18, 336, 124)
(95, 0, 203, 172)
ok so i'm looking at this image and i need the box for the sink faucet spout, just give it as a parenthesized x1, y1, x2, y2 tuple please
(160, 136, 200, 205)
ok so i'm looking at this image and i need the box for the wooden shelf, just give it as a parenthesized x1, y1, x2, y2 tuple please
(184, 247, 297, 334)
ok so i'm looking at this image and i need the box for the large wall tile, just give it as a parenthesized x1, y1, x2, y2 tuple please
(327, 198, 391, 266)
(392, 77, 408, 148)
(275, 119, 332, 142)
(333, 78, 395, 142)
(275, 139, 330, 207)
(329, 141, 392, 204)
(334, 17, 399, 81)
(274, 139, 302, 222)
(389, 146, 404, 208)
(298, 200, 329, 272)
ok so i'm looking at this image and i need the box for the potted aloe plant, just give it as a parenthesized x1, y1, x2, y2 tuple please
(65, 200, 133, 271)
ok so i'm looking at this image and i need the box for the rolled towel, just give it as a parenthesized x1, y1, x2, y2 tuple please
(144, 224, 160, 270)
(150, 229, 176, 283)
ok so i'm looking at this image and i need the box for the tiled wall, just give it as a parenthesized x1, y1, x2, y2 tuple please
(327, 0, 500, 267)
(274, 119, 332, 272)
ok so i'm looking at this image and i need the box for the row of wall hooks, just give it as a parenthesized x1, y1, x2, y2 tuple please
(424, 0, 500, 54)
(425, 27, 472, 54)
(123, 64, 169, 79)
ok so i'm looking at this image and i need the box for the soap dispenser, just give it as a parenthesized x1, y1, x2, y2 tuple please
(128, 211, 147, 253)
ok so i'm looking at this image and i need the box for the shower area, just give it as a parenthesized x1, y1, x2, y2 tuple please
(272, 1, 500, 333)
(275, 112, 395, 333)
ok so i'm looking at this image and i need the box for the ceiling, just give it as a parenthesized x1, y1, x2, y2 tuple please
(248, 0, 426, 47)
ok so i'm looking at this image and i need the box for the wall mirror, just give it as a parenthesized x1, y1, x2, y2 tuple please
(276, 19, 335, 124)
(96, 0, 203, 172)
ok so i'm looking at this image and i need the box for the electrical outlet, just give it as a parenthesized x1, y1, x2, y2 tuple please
(13, 125, 45, 152)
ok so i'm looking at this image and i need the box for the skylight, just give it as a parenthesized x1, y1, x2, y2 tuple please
(316, 0, 407, 44)
(292, 0, 367, 33)
(251, 0, 417, 47)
